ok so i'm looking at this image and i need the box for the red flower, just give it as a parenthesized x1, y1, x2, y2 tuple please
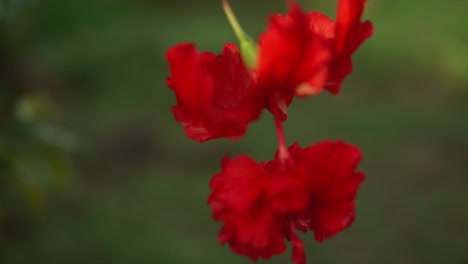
(257, 2, 332, 120)
(309, 0, 374, 94)
(288, 140, 365, 243)
(208, 155, 309, 261)
(253, 0, 373, 120)
(165, 43, 263, 142)
(208, 140, 365, 264)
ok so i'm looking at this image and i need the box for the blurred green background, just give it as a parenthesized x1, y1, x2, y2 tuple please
(0, 0, 467, 263)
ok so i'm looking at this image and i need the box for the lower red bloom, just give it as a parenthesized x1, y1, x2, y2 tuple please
(208, 156, 308, 260)
(288, 140, 365, 242)
(166, 43, 263, 142)
(208, 140, 365, 264)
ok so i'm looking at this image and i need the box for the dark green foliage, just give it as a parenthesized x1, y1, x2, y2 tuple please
(0, 0, 36, 20)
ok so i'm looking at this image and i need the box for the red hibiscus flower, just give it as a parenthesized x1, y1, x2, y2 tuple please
(208, 140, 365, 264)
(167, 2, 370, 263)
(256, 2, 332, 120)
(309, 0, 374, 94)
(287, 140, 366, 243)
(253, 0, 373, 119)
(208, 155, 310, 261)
(165, 43, 263, 142)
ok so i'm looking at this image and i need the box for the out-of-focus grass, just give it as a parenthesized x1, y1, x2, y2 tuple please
(1, 0, 467, 263)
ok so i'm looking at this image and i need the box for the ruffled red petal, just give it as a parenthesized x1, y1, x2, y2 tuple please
(208, 155, 289, 261)
(288, 140, 365, 242)
(324, 0, 374, 94)
(219, 206, 288, 261)
(165, 43, 263, 142)
(257, 2, 331, 120)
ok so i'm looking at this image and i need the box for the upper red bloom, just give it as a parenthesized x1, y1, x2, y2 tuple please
(309, 0, 374, 94)
(253, 0, 373, 120)
(257, 2, 332, 120)
(166, 43, 263, 142)
(208, 140, 365, 264)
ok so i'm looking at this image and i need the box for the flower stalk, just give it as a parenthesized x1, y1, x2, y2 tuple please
(274, 115, 292, 168)
(222, 0, 258, 69)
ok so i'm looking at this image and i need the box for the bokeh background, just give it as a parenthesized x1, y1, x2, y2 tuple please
(1, 0, 467, 263)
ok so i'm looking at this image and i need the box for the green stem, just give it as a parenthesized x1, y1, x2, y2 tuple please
(222, 0, 258, 69)
(222, 0, 247, 43)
